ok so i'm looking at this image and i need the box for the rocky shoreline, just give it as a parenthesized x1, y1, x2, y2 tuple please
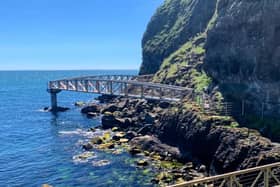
(78, 95, 280, 186)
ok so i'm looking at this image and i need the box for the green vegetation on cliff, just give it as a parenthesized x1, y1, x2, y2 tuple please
(140, 0, 217, 75)
(141, 0, 280, 141)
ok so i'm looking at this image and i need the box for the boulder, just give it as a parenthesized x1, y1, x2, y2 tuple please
(144, 113, 155, 124)
(90, 136, 104, 145)
(129, 147, 142, 155)
(101, 113, 119, 129)
(198, 165, 207, 173)
(159, 101, 170, 109)
(98, 143, 115, 150)
(137, 124, 154, 135)
(101, 104, 119, 113)
(81, 104, 101, 114)
(130, 135, 182, 160)
(125, 131, 138, 140)
(111, 127, 119, 132)
(136, 159, 149, 166)
(112, 132, 126, 141)
(75, 101, 85, 107)
(135, 99, 149, 113)
(96, 94, 117, 103)
(101, 113, 133, 129)
(119, 138, 129, 143)
(87, 112, 98, 118)
(82, 143, 93, 150)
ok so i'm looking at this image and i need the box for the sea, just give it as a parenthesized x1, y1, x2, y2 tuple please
(0, 70, 155, 187)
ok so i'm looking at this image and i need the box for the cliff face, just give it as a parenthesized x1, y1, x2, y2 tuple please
(139, 0, 217, 75)
(158, 107, 280, 174)
(205, 0, 280, 114)
(141, 0, 280, 119)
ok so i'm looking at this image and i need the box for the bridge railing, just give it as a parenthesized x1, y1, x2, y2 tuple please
(52, 75, 136, 82)
(169, 162, 280, 187)
(48, 76, 190, 101)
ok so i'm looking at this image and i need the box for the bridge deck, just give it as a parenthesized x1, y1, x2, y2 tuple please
(48, 75, 192, 102)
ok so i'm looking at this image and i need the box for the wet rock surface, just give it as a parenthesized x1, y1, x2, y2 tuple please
(81, 104, 101, 115)
(79, 95, 280, 185)
(130, 135, 182, 161)
(44, 106, 70, 113)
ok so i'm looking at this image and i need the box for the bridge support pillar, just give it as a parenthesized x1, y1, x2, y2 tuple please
(47, 89, 61, 111)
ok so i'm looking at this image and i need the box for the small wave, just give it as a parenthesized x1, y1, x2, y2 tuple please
(92, 160, 111, 167)
(59, 129, 108, 138)
(37, 109, 49, 113)
(58, 129, 107, 138)
(59, 129, 84, 135)
(73, 151, 97, 164)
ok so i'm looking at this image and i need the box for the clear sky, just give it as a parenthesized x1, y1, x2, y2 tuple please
(0, 0, 163, 70)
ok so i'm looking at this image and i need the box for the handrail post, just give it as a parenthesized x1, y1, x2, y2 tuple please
(108, 81, 113, 94)
(124, 83, 128, 96)
(159, 88, 163, 99)
(96, 81, 100, 93)
(229, 176, 233, 187)
(85, 80, 89, 92)
(264, 168, 270, 187)
(66, 80, 69, 90)
(75, 80, 78, 91)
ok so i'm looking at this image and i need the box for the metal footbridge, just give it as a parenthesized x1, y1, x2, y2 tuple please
(47, 75, 191, 109)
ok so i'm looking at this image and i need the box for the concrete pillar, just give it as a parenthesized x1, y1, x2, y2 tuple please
(48, 89, 61, 110)
(51, 92, 58, 109)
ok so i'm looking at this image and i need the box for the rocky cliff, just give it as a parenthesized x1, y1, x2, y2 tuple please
(140, 0, 217, 75)
(82, 97, 280, 176)
(140, 0, 280, 136)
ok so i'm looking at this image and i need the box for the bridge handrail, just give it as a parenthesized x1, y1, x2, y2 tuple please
(48, 75, 192, 103)
(51, 75, 137, 82)
(49, 78, 191, 91)
(169, 162, 280, 187)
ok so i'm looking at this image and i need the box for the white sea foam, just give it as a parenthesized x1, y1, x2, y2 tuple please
(59, 128, 106, 138)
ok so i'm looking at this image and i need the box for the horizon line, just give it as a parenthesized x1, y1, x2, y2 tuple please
(0, 68, 139, 71)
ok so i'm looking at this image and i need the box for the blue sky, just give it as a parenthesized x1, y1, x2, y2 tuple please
(0, 0, 163, 70)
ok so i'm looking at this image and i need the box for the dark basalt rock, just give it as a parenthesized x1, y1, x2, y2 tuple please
(82, 143, 93, 151)
(157, 108, 280, 174)
(129, 147, 142, 155)
(125, 131, 138, 140)
(44, 106, 70, 113)
(81, 104, 101, 114)
(101, 104, 119, 114)
(75, 101, 85, 107)
(101, 113, 134, 129)
(137, 124, 154, 135)
(96, 94, 117, 103)
(130, 135, 182, 160)
(158, 101, 170, 109)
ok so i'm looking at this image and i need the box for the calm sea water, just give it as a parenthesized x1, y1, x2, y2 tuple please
(0, 70, 154, 187)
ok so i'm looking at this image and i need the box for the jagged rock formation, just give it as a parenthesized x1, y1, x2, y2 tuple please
(140, 0, 280, 137)
(87, 97, 280, 174)
(158, 107, 280, 174)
